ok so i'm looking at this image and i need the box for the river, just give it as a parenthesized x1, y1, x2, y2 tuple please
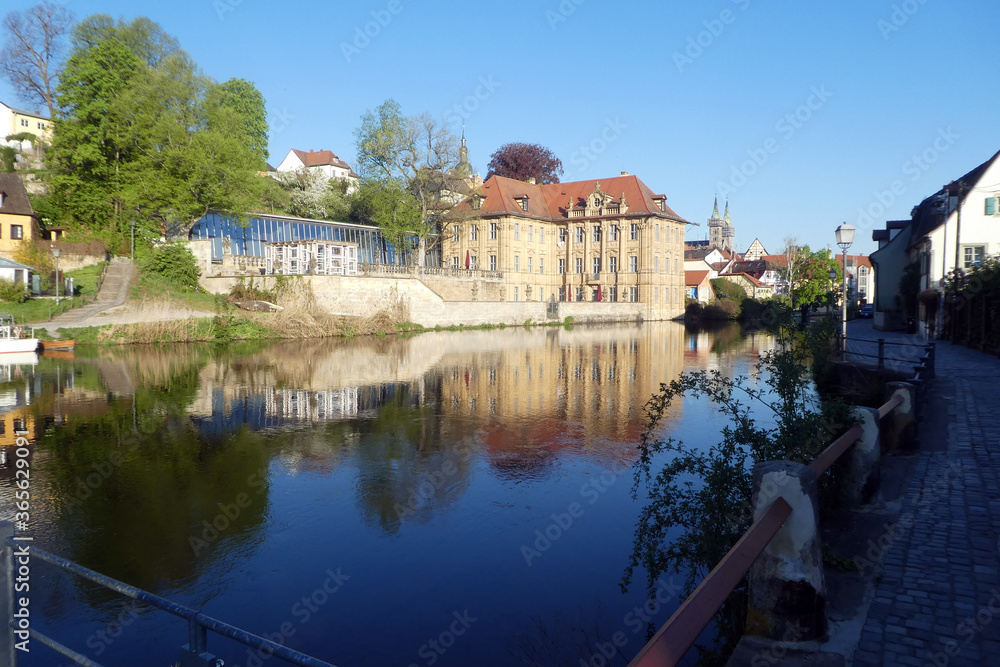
(1, 322, 774, 667)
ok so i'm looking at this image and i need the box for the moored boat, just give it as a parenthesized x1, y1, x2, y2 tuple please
(0, 313, 40, 354)
(41, 339, 76, 351)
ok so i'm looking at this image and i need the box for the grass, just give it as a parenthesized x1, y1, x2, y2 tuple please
(0, 263, 107, 324)
(68, 262, 107, 297)
(132, 270, 219, 312)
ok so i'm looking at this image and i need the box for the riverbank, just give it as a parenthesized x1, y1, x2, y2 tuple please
(46, 299, 580, 346)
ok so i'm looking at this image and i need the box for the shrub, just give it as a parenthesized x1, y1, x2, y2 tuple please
(0, 278, 28, 303)
(704, 299, 740, 320)
(685, 301, 704, 321)
(710, 278, 748, 303)
(139, 243, 201, 291)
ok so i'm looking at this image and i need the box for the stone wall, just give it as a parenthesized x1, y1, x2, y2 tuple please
(200, 274, 672, 328)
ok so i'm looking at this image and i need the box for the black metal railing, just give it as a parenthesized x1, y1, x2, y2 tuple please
(1, 523, 338, 667)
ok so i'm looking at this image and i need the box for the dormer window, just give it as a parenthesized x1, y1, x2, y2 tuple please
(593, 195, 602, 209)
(516, 196, 529, 212)
(0, 190, 5, 208)
(471, 194, 482, 210)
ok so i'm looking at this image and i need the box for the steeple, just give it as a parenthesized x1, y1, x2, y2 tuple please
(712, 196, 720, 219)
(723, 199, 731, 224)
(457, 124, 470, 176)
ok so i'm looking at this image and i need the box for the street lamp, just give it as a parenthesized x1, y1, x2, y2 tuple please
(52, 246, 62, 304)
(835, 223, 855, 354)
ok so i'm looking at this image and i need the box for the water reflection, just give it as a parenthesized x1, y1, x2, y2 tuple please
(0, 322, 774, 666)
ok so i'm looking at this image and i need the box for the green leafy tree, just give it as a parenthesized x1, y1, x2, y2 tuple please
(353, 99, 461, 266)
(214, 78, 268, 166)
(0, 146, 15, 172)
(50, 34, 142, 229)
(50, 15, 265, 251)
(350, 179, 421, 255)
(782, 242, 840, 308)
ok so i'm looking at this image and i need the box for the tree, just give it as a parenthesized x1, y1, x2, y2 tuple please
(793, 246, 841, 308)
(50, 15, 265, 250)
(214, 78, 268, 166)
(0, 1, 73, 119)
(51, 35, 144, 228)
(70, 14, 180, 68)
(485, 142, 563, 184)
(353, 99, 461, 266)
(271, 170, 349, 221)
(350, 179, 421, 253)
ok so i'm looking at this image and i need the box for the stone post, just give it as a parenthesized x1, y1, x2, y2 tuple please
(841, 407, 881, 506)
(746, 462, 826, 641)
(883, 382, 916, 452)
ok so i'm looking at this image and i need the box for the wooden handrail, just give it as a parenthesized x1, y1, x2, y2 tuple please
(878, 392, 904, 419)
(809, 423, 865, 475)
(629, 388, 909, 665)
(628, 498, 792, 667)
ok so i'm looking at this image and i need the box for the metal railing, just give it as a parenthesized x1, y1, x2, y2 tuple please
(627, 387, 915, 666)
(1, 524, 338, 667)
(841, 336, 934, 375)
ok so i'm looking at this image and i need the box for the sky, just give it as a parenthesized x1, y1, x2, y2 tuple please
(3, 0, 1000, 257)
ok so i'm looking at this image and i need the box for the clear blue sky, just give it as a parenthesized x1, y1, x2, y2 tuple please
(3, 0, 999, 256)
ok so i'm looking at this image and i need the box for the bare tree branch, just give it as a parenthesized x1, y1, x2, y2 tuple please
(0, 2, 74, 118)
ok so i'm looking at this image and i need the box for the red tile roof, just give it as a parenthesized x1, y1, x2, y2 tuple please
(835, 254, 873, 268)
(453, 174, 690, 223)
(291, 149, 359, 177)
(685, 270, 710, 286)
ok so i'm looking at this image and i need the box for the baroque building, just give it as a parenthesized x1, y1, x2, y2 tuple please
(443, 172, 691, 320)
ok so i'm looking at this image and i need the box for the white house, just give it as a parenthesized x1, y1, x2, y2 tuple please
(835, 254, 874, 306)
(0, 100, 52, 152)
(870, 148, 1000, 332)
(0, 257, 32, 286)
(274, 149, 360, 192)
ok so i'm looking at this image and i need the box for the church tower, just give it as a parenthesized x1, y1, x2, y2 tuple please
(708, 198, 735, 252)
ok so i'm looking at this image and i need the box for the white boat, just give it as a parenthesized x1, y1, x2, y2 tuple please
(0, 313, 40, 354)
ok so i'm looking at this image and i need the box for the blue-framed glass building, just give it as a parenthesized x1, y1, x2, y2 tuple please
(189, 212, 437, 266)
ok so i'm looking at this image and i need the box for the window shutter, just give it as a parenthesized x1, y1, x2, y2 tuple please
(986, 197, 997, 216)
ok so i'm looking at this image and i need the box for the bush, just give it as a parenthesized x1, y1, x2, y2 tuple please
(139, 243, 201, 291)
(704, 299, 740, 320)
(0, 278, 28, 303)
(685, 301, 705, 321)
(710, 278, 748, 303)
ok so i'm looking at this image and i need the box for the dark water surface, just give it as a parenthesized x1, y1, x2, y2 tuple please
(0, 322, 774, 667)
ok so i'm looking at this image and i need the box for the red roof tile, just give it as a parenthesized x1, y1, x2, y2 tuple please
(290, 149, 359, 177)
(685, 270, 710, 286)
(454, 174, 690, 223)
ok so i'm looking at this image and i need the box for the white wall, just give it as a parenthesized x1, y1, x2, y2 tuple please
(925, 157, 1000, 286)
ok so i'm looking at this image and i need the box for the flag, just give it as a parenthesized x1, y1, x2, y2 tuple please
(465, 250, 470, 269)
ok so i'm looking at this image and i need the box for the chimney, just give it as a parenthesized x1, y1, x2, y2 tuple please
(527, 177, 536, 185)
(620, 170, 629, 176)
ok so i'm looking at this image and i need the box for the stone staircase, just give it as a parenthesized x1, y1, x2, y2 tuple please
(47, 257, 135, 326)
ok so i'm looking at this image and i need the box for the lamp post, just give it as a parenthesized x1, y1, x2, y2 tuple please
(52, 246, 62, 304)
(835, 223, 855, 355)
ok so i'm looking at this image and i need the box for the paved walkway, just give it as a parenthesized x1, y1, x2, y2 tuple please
(846, 321, 1000, 666)
(35, 258, 214, 335)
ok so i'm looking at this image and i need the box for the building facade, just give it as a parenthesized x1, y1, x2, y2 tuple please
(274, 149, 360, 192)
(0, 173, 41, 260)
(0, 101, 52, 151)
(442, 173, 690, 320)
(871, 149, 1000, 332)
